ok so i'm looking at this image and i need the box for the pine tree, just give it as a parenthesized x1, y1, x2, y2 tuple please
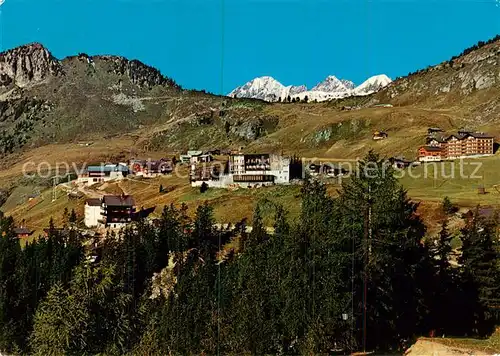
(458, 211, 500, 335)
(62, 207, 69, 228)
(442, 196, 456, 215)
(0, 212, 22, 352)
(31, 262, 132, 355)
(69, 209, 77, 224)
(339, 151, 431, 350)
(427, 219, 458, 335)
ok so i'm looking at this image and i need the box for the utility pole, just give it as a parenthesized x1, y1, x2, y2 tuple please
(363, 184, 372, 353)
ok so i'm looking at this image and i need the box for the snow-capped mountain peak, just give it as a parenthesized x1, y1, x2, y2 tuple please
(341, 79, 355, 90)
(354, 74, 392, 96)
(311, 75, 347, 93)
(228, 76, 307, 102)
(229, 73, 392, 102)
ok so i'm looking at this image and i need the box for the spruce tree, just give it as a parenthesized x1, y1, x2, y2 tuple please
(339, 151, 430, 350)
(427, 219, 459, 335)
(0, 212, 22, 352)
(69, 209, 77, 224)
(458, 210, 500, 335)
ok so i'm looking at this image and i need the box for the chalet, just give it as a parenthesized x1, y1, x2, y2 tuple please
(308, 163, 348, 176)
(180, 150, 203, 164)
(190, 154, 213, 164)
(205, 149, 221, 156)
(132, 158, 175, 178)
(389, 157, 413, 169)
(418, 146, 443, 162)
(87, 195, 137, 229)
(13, 227, 34, 239)
(463, 207, 498, 223)
(77, 163, 129, 186)
(373, 131, 388, 140)
(427, 127, 444, 136)
(43, 227, 68, 237)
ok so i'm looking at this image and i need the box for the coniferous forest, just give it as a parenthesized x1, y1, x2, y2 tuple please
(0, 152, 499, 355)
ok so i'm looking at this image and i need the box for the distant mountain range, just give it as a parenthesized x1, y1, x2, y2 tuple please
(0, 34, 498, 159)
(228, 74, 392, 102)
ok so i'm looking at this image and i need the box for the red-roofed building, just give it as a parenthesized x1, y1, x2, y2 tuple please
(418, 146, 443, 162)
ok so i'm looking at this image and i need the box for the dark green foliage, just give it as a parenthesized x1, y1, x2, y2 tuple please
(426, 220, 462, 336)
(69, 209, 77, 224)
(0, 213, 83, 353)
(338, 151, 432, 350)
(458, 210, 500, 335)
(442, 196, 457, 215)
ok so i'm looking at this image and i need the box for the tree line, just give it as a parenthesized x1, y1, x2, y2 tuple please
(0, 151, 499, 354)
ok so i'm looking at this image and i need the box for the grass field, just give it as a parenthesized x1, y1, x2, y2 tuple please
(400, 154, 500, 206)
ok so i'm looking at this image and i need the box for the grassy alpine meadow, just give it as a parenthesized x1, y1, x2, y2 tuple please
(4, 154, 500, 235)
(399, 154, 500, 206)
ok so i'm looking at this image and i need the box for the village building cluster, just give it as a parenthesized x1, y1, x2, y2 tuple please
(190, 153, 303, 188)
(24, 126, 498, 236)
(418, 129, 494, 162)
(77, 158, 176, 186)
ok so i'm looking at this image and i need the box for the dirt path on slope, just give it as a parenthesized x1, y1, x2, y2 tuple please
(406, 339, 490, 356)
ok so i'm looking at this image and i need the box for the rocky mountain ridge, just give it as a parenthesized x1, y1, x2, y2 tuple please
(0, 43, 62, 88)
(0, 43, 180, 93)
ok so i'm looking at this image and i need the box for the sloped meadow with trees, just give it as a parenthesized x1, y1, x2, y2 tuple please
(0, 152, 499, 355)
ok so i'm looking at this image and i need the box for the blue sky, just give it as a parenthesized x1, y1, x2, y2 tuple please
(0, 0, 499, 94)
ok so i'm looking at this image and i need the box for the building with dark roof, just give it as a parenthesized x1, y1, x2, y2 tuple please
(84, 195, 137, 229)
(77, 163, 129, 186)
(13, 227, 34, 238)
(418, 146, 443, 162)
(419, 131, 494, 161)
(99, 195, 136, 229)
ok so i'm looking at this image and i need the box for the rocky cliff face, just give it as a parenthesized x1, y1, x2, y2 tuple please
(0, 43, 62, 88)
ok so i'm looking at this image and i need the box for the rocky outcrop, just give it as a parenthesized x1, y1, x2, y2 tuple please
(0, 43, 62, 88)
(95, 55, 180, 89)
(379, 37, 500, 104)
